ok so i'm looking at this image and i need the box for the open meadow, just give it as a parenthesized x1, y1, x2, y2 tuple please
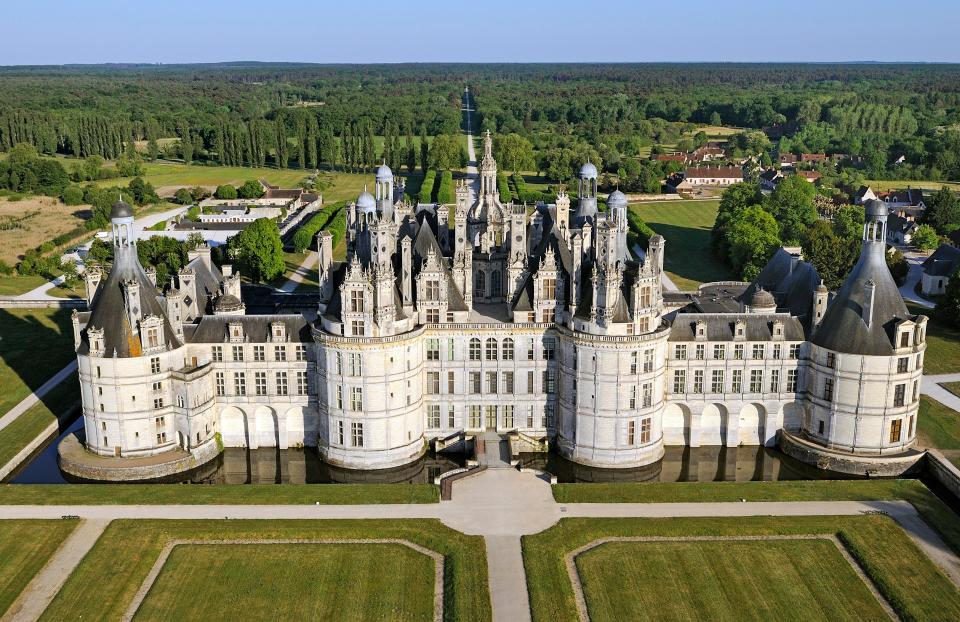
(0, 196, 88, 265)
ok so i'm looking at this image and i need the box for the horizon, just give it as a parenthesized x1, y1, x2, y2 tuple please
(4, 0, 960, 65)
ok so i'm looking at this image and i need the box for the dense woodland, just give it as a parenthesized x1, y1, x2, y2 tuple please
(1, 63, 959, 183)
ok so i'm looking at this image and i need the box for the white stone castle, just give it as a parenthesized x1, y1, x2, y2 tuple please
(66, 132, 927, 479)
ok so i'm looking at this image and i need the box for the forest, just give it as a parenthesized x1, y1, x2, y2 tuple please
(1, 63, 959, 183)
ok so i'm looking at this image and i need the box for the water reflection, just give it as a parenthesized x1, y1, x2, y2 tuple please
(520, 445, 860, 483)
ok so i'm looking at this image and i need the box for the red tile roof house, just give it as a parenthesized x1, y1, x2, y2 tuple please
(668, 166, 745, 191)
(800, 153, 828, 163)
(652, 153, 689, 163)
(797, 170, 822, 183)
(689, 146, 726, 162)
(778, 153, 798, 168)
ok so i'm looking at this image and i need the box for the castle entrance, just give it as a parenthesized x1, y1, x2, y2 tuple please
(485, 405, 497, 430)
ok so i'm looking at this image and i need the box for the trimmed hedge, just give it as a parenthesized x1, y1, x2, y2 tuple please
(627, 208, 656, 249)
(436, 170, 454, 204)
(418, 169, 437, 204)
(291, 201, 345, 252)
(497, 173, 512, 201)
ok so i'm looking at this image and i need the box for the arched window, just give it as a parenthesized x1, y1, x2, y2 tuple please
(476, 271, 485, 295)
(469, 338, 481, 361)
(502, 338, 514, 361)
(485, 338, 498, 361)
(491, 270, 502, 296)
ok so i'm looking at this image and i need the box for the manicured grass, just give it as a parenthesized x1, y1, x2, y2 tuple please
(0, 307, 76, 417)
(0, 274, 47, 296)
(631, 199, 732, 290)
(136, 542, 433, 621)
(42, 519, 488, 622)
(0, 520, 77, 617)
(577, 539, 887, 621)
(918, 395, 960, 450)
(0, 482, 439, 505)
(942, 381, 960, 400)
(0, 378, 79, 468)
(524, 515, 960, 622)
(97, 162, 310, 191)
(552, 478, 960, 558)
(906, 303, 960, 374)
(865, 179, 960, 193)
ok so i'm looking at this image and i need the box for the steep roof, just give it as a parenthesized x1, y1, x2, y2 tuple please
(669, 313, 805, 341)
(922, 244, 960, 278)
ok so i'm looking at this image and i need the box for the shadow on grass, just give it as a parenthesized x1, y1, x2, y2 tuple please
(641, 221, 733, 285)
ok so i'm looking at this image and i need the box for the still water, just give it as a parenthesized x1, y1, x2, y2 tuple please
(12, 414, 845, 485)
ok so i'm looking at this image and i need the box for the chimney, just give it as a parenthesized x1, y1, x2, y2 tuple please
(863, 280, 876, 328)
(317, 231, 333, 302)
(401, 236, 413, 307)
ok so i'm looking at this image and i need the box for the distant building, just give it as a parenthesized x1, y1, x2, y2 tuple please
(886, 213, 918, 246)
(797, 170, 822, 184)
(778, 153, 798, 168)
(921, 244, 960, 295)
(800, 153, 828, 164)
(668, 166, 744, 191)
(759, 168, 783, 191)
(855, 186, 878, 205)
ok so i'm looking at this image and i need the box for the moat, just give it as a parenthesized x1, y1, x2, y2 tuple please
(10, 416, 848, 484)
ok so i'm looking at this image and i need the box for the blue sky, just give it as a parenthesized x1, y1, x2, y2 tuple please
(3, 0, 959, 65)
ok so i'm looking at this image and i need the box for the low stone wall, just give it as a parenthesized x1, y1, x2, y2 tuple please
(0, 298, 87, 309)
(778, 430, 925, 477)
(58, 433, 222, 482)
(925, 450, 960, 499)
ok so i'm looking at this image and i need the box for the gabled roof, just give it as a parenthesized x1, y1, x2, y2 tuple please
(922, 244, 960, 278)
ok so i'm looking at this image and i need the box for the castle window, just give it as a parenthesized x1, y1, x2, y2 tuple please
(894, 384, 906, 407)
(629, 386, 637, 409)
(215, 372, 225, 396)
(542, 308, 555, 323)
(337, 421, 344, 445)
(527, 341, 535, 360)
(234, 373, 246, 396)
(502, 338, 514, 360)
(818, 420, 825, 435)
(770, 369, 780, 393)
(232, 346, 244, 362)
(673, 370, 686, 393)
(909, 415, 915, 438)
(255, 372, 267, 396)
(545, 404, 555, 428)
(253, 345, 264, 362)
(543, 338, 556, 360)
(734, 344, 744, 360)
(351, 422, 364, 447)
(899, 332, 910, 348)
(151, 357, 161, 374)
(348, 353, 361, 376)
(542, 278, 556, 300)
(447, 339, 455, 361)
(789, 344, 800, 359)
(336, 386, 343, 409)
(643, 349, 654, 373)
(426, 339, 440, 361)
(897, 357, 908, 373)
(695, 344, 705, 360)
(913, 380, 918, 402)
(640, 418, 651, 443)
(350, 387, 363, 412)
(711, 370, 724, 394)
(476, 271, 486, 295)
(528, 371, 535, 394)
(773, 345, 782, 360)
(351, 321, 364, 336)
(628, 420, 635, 445)
(427, 405, 441, 429)
(426, 309, 440, 323)
(732, 370, 742, 393)
(749, 370, 763, 393)
(425, 280, 440, 301)
(889, 419, 902, 443)
(275, 345, 286, 361)
(470, 372, 481, 394)
(630, 352, 638, 374)
(487, 372, 498, 394)
(146, 328, 160, 348)
(503, 405, 514, 428)
(492, 271, 502, 296)
(693, 370, 704, 394)
(713, 345, 725, 360)
(152, 381, 162, 391)
(674, 345, 687, 360)
(448, 371, 455, 393)
(296, 372, 308, 395)
(212, 346, 222, 362)
(526, 405, 535, 428)
(640, 287, 651, 308)
(296, 345, 307, 361)
(786, 370, 798, 392)
(448, 405, 456, 428)
(350, 290, 365, 312)
(469, 338, 481, 361)
(826, 352, 836, 368)
(485, 338, 498, 361)
(427, 372, 440, 394)
(504, 372, 514, 393)
(752, 344, 765, 360)
(276, 372, 288, 396)
(642, 383, 652, 408)
(153, 398, 163, 409)
(823, 378, 834, 402)
(469, 405, 482, 428)
(543, 370, 557, 394)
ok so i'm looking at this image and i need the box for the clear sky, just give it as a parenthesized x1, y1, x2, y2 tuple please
(3, 0, 959, 65)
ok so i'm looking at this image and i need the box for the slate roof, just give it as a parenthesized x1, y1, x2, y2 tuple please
(669, 313, 805, 341)
(922, 244, 960, 278)
(189, 314, 313, 343)
(739, 248, 820, 329)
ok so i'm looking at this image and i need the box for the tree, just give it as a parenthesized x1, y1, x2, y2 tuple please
(924, 187, 960, 234)
(237, 180, 264, 199)
(726, 205, 781, 280)
(937, 268, 960, 328)
(174, 188, 193, 205)
(419, 126, 429, 172)
(493, 133, 534, 172)
(709, 111, 722, 126)
(766, 175, 817, 244)
(887, 248, 909, 285)
(429, 134, 465, 170)
(82, 155, 104, 181)
(712, 181, 763, 258)
(62, 185, 84, 206)
(214, 184, 237, 200)
(802, 221, 847, 290)
(911, 224, 940, 251)
(228, 218, 284, 283)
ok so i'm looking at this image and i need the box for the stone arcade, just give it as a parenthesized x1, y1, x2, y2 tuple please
(65, 133, 927, 479)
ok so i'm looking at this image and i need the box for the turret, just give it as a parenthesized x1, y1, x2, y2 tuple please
(574, 161, 598, 225)
(401, 236, 413, 309)
(555, 186, 570, 241)
(813, 280, 828, 329)
(317, 231, 334, 303)
(375, 162, 394, 218)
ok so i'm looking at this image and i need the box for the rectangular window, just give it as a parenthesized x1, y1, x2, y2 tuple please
(894, 384, 905, 407)
(789, 344, 800, 359)
(543, 370, 557, 394)
(640, 286, 651, 307)
(770, 369, 780, 393)
(232, 346, 243, 362)
(711, 370, 724, 394)
(153, 398, 163, 409)
(823, 378, 834, 401)
(826, 352, 836, 368)
(543, 338, 556, 360)
(503, 405, 515, 428)
(276, 372, 288, 396)
(732, 369, 743, 393)
(693, 370, 704, 394)
(426, 308, 440, 323)
(528, 370, 535, 394)
(212, 346, 223, 362)
(752, 344, 764, 360)
(526, 405, 535, 428)
(913, 380, 918, 402)
(542, 307, 555, 324)
(448, 371, 455, 394)
(425, 280, 440, 301)
(253, 345, 264, 362)
(628, 420, 636, 445)
(486, 339, 498, 361)
(772, 344, 782, 360)
(427, 404, 441, 429)
(350, 290, 364, 312)
(786, 369, 798, 392)
(734, 344, 744, 360)
(527, 341, 535, 361)
(296, 371, 308, 395)
(487, 371, 498, 394)
(695, 344, 705, 360)
(543, 278, 556, 300)
(642, 383, 652, 408)
(470, 372, 481, 394)
(350, 387, 362, 411)
(426, 338, 440, 361)
(295, 344, 307, 361)
(469, 405, 481, 428)
(336, 385, 343, 409)
(337, 421, 344, 445)
(630, 351, 638, 374)
(351, 422, 364, 447)
(151, 357, 161, 374)
(674, 344, 687, 360)
(897, 357, 908, 373)
(640, 417, 651, 443)
(275, 345, 286, 361)
(427, 372, 440, 394)
(889, 419, 903, 443)
(713, 344, 725, 360)
(351, 320, 364, 337)
(502, 339, 514, 360)
(448, 405, 456, 428)
(215, 372, 225, 396)
(234, 372, 246, 396)
(504, 371, 514, 394)
(673, 370, 686, 393)
(749, 369, 763, 393)
(629, 386, 637, 409)
(469, 339, 481, 361)
(255, 372, 267, 396)
(643, 349, 654, 372)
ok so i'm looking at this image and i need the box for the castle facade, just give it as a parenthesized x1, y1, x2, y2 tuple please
(68, 132, 927, 478)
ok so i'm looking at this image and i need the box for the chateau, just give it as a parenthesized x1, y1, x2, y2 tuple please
(66, 132, 927, 479)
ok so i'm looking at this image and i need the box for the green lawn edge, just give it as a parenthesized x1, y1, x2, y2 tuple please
(0, 379, 79, 468)
(0, 482, 439, 505)
(0, 519, 78, 617)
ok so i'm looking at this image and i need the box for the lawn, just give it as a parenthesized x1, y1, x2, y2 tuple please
(0, 274, 47, 296)
(97, 162, 311, 192)
(865, 179, 960, 193)
(943, 381, 960, 400)
(41, 519, 488, 622)
(0, 482, 439, 505)
(0, 196, 89, 265)
(135, 542, 433, 621)
(907, 303, 960, 374)
(0, 378, 79, 469)
(577, 538, 888, 621)
(0, 307, 76, 417)
(631, 199, 732, 290)
(0, 520, 77, 617)
(917, 395, 960, 451)
(524, 514, 960, 622)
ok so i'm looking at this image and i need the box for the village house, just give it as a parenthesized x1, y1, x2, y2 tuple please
(921, 244, 960, 295)
(667, 166, 744, 192)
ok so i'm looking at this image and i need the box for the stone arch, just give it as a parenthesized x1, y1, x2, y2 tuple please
(782, 402, 804, 432)
(284, 406, 309, 448)
(476, 270, 486, 296)
(177, 431, 187, 451)
(491, 270, 502, 297)
(738, 402, 765, 445)
(220, 406, 250, 448)
(662, 403, 691, 445)
(700, 403, 728, 445)
(255, 406, 279, 448)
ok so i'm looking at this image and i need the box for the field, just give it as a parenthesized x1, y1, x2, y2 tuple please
(0, 196, 89, 265)
(96, 161, 311, 192)
(0, 274, 47, 296)
(0, 520, 77, 617)
(40, 519, 489, 622)
(917, 395, 960, 467)
(907, 303, 960, 373)
(135, 542, 434, 621)
(576, 538, 888, 621)
(0, 308, 75, 417)
(0, 378, 78, 469)
(523, 515, 960, 622)
(865, 179, 960, 193)
(631, 199, 732, 290)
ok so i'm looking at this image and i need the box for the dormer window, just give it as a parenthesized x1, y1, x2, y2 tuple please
(695, 320, 707, 340)
(271, 321, 286, 342)
(139, 315, 165, 354)
(772, 320, 784, 340)
(229, 322, 244, 343)
(899, 331, 911, 348)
